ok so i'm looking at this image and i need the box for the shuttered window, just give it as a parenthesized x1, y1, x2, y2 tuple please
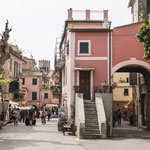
(147, 0, 150, 13)
(32, 92, 37, 100)
(124, 89, 129, 96)
(32, 78, 37, 85)
(80, 42, 89, 53)
(44, 93, 48, 99)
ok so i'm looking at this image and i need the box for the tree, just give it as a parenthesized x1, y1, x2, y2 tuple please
(0, 20, 11, 128)
(0, 20, 12, 74)
(136, 20, 150, 60)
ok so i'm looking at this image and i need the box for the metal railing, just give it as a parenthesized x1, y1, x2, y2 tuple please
(54, 38, 69, 69)
(74, 86, 112, 101)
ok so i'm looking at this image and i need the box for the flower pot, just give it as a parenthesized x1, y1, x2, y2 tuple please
(103, 86, 108, 93)
(74, 87, 78, 92)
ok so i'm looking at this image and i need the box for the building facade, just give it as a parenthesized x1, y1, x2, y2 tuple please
(128, 0, 150, 22)
(113, 73, 133, 113)
(1, 44, 26, 121)
(55, 9, 111, 115)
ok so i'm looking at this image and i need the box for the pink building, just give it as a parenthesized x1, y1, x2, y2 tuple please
(55, 9, 111, 114)
(22, 57, 53, 109)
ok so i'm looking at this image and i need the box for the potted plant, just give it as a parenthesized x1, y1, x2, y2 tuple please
(73, 83, 78, 92)
(101, 81, 109, 93)
(112, 82, 117, 89)
(49, 84, 54, 91)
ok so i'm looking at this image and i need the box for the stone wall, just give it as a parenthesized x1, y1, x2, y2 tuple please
(75, 93, 85, 139)
(101, 93, 113, 136)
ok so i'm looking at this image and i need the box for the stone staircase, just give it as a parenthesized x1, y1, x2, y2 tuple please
(84, 100, 100, 139)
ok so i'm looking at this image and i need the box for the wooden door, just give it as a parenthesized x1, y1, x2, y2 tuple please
(79, 71, 90, 100)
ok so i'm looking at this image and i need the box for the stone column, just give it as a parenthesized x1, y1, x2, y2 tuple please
(68, 8, 73, 20)
(103, 10, 108, 21)
(86, 10, 90, 21)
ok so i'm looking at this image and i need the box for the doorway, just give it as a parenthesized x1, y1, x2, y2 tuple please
(79, 71, 90, 100)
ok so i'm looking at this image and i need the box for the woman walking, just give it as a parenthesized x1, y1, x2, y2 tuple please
(13, 108, 20, 126)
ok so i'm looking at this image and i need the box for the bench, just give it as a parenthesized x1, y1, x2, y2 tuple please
(62, 122, 75, 136)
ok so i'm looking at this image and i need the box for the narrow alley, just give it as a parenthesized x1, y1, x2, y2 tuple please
(1, 119, 150, 150)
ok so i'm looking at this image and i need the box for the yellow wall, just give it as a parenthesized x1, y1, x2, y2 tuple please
(113, 73, 133, 102)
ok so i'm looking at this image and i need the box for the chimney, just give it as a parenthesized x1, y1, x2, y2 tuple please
(68, 8, 73, 20)
(103, 10, 108, 21)
(86, 10, 90, 21)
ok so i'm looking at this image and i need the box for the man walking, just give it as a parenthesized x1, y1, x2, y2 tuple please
(117, 109, 122, 126)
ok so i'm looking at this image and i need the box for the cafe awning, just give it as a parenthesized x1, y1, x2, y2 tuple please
(122, 99, 133, 109)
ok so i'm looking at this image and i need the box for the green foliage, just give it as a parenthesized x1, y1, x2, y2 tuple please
(136, 20, 150, 60)
(0, 74, 12, 85)
(16, 49, 22, 55)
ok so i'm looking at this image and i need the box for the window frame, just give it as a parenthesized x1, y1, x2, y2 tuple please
(22, 78, 25, 85)
(32, 78, 37, 85)
(44, 93, 48, 99)
(124, 89, 129, 96)
(78, 40, 91, 56)
(32, 92, 37, 100)
(10, 59, 12, 71)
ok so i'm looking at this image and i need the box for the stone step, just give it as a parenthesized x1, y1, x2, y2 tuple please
(85, 125, 99, 130)
(85, 122, 99, 126)
(85, 110, 97, 115)
(85, 130, 100, 135)
(85, 118, 98, 122)
(84, 134, 101, 139)
(84, 103, 95, 107)
(84, 107, 96, 110)
(85, 114, 97, 118)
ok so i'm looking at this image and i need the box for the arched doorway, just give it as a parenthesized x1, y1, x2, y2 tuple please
(112, 60, 150, 137)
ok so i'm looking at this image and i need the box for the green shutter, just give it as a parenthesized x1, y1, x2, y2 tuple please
(32, 92, 37, 100)
(129, 73, 137, 85)
(32, 78, 37, 85)
(147, 0, 150, 13)
(44, 93, 48, 99)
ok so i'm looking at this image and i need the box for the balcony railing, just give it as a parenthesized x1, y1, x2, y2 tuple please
(68, 9, 108, 21)
(74, 86, 112, 101)
(54, 38, 69, 70)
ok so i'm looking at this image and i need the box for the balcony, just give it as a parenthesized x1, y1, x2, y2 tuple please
(68, 9, 108, 22)
(54, 38, 68, 70)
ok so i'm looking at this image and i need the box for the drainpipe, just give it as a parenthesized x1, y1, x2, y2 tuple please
(108, 23, 112, 92)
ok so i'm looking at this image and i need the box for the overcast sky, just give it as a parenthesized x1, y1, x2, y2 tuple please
(0, 0, 132, 69)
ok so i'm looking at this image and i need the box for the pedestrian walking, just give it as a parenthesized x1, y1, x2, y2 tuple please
(20, 110, 25, 123)
(29, 108, 35, 126)
(47, 109, 51, 121)
(13, 108, 20, 126)
(117, 109, 122, 126)
(41, 110, 46, 125)
(113, 111, 118, 127)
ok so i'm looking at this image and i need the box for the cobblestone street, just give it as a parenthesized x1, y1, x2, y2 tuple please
(0, 119, 150, 150)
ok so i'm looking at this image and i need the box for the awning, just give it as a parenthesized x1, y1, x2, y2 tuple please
(74, 67, 94, 71)
(128, 99, 133, 109)
(122, 99, 133, 109)
(46, 104, 58, 107)
(9, 101, 19, 106)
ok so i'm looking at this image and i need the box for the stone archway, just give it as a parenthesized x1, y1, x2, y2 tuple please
(112, 59, 150, 131)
